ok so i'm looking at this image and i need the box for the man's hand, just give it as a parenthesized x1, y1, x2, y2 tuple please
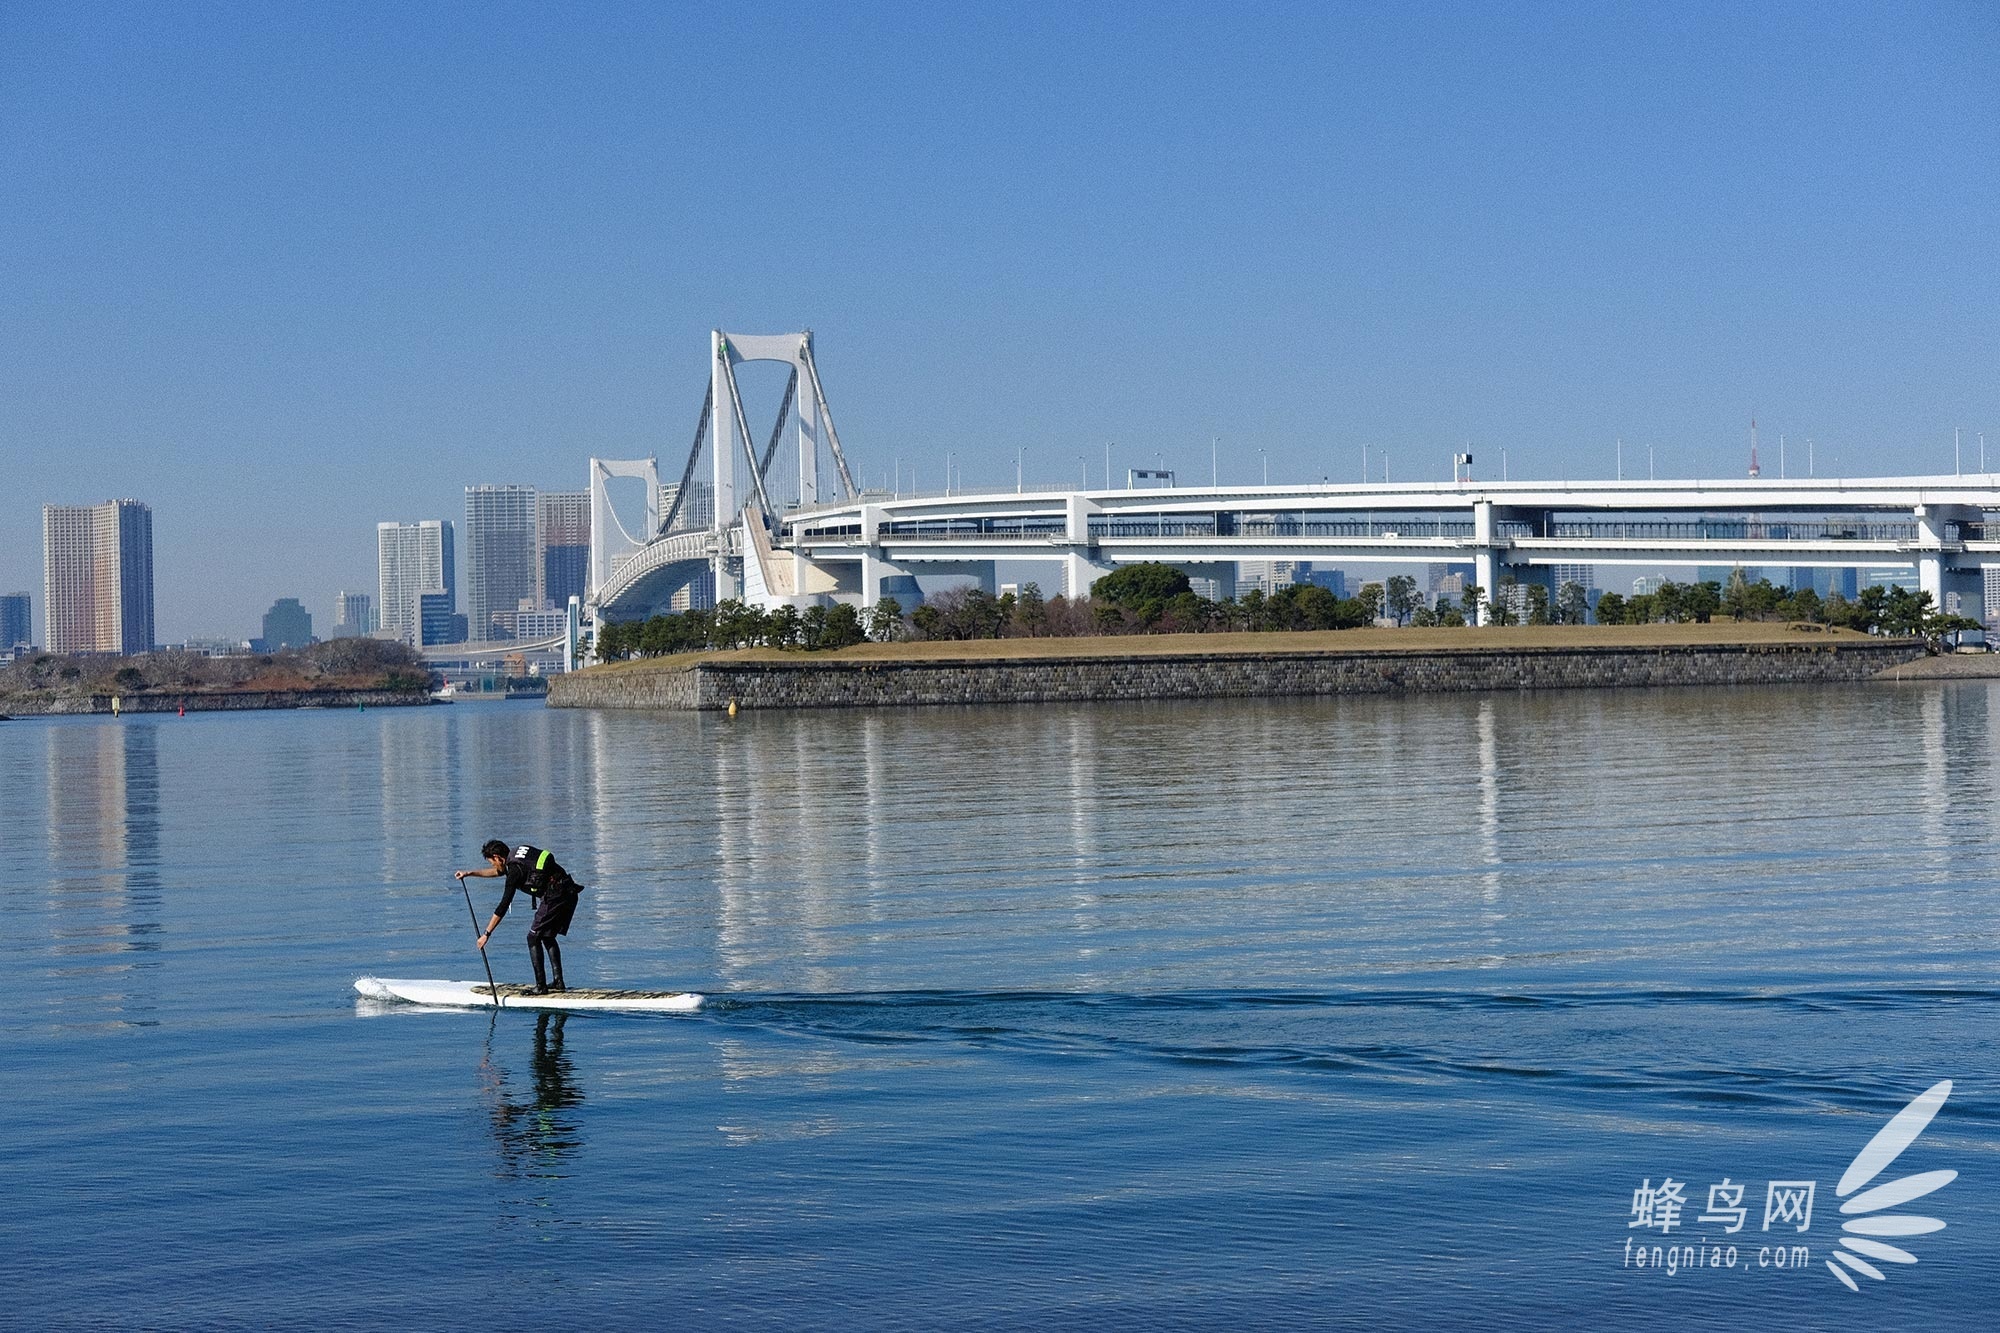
(475, 932, 489, 950)
(455, 870, 468, 881)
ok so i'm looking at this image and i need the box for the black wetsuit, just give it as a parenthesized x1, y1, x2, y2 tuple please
(491, 844, 582, 990)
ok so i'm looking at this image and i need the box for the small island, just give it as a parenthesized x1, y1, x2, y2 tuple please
(0, 638, 439, 716)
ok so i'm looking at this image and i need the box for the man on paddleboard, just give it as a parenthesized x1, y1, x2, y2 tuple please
(457, 840, 583, 994)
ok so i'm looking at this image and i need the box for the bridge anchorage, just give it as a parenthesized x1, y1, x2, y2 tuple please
(583, 332, 2000, 661)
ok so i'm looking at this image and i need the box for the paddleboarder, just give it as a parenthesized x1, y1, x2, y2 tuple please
(457, 840, 582, 994)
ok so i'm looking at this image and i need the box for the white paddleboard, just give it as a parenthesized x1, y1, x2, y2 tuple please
(356, 976, 704, 1012)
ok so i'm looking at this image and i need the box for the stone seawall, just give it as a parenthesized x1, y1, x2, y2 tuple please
(551, 640, 1930, 712)
(2, 689, 439, 716)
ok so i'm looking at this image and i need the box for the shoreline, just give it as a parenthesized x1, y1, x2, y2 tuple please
(0, 687, 440, 717)
(551, 626, 1932, 712)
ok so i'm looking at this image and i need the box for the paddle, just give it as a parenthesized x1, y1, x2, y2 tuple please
(456, 876, 501, 1007)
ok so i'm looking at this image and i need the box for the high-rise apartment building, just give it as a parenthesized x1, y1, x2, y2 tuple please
(465, 485, 538, 642)
(1551, 563, 1595, 591)
(262, 598, 313, 650)
(670, 568, 717, 613)
(1, 592, 29, 653)
(660, 481, 714, 534)
(43, 500, 154, 655)
(536, 490, 590, 611)
(1304, 569, 1348, 598)
(331, 591, 375, 638)
(377, 520, 454, 647)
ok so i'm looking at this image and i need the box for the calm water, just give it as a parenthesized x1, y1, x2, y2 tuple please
(7, 684, 1999, 1329)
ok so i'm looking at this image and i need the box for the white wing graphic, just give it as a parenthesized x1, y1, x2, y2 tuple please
(1825, 1079, 1955, 1292)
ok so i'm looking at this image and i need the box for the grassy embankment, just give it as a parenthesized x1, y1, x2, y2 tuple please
(583, 621, 1895, 677)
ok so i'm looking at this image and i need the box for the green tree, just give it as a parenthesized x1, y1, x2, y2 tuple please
(1688, 580, 1723, 623)
(1096, 556, 1184, 624)
(1238, 588, 1269, 632)
(1011, 582, 1048, 636)
(1593, 591, 1626, 625)
(811, 602, 866, 650)
(1384, 574, 1419, 625)
(867, 597, 905, 641)
(1092, 563, 1192, 612)
(1776, 587, 1824, 624)
(1460, 584, 1484, 625)
(1524, 583, 1551, 626)
(1357, 583, 1385, 622)
(1721, 567, 1752, 620)
(1555, 581, 1589, 625)
(1881, 586, 1932, 637)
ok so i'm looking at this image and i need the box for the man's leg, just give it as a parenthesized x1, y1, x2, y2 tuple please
(543, 936, 565, 992)
(527, 935, 550, 993)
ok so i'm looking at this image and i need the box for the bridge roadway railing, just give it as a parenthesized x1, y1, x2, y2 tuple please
(1522, 519, 1928, 543)
(817, 514, 1938, 548)
(593, 525, 738, 611)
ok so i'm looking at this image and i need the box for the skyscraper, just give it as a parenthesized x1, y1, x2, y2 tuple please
(377, 520, 454, 647)
(43, 500, 154, 654)
(536, 490, 591, 611)
(660, 481, 714, 534)
(1551, 563, 1595, 591)
(331, 591, 375, 638)
(262, 598, 313, 650)
(465, 485, 538, 641)
(1, 592, 30, 653)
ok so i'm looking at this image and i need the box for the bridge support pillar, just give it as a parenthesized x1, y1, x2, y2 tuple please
(1473, 501, 1501, 625)
(859, 549, 906, 607)
(1917, 504, 1983, 618)
(1063, 551, 1115, 599)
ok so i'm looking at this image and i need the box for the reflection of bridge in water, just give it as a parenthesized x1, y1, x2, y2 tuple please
(585, 331, 2000, 637)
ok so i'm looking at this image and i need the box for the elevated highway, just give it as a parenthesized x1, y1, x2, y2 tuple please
(771, 475, 2000, 618)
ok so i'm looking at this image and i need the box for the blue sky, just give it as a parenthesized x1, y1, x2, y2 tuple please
(3, 2, 1995, 638)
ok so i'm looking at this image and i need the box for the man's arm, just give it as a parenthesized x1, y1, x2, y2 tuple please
(474, 879, 519, 950)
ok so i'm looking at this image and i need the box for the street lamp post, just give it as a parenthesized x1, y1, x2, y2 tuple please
(1259, 448, 1267, 486)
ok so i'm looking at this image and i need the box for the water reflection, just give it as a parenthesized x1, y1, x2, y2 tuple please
(377, 711, 458, 890)
(39, 721, 164, 1024)
(482, 1012, 585, 1181)
(527, 681, 2000, 992)
(1474, 697, 1506, 957)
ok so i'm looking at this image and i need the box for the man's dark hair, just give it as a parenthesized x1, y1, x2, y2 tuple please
(481, 839, 509, 861)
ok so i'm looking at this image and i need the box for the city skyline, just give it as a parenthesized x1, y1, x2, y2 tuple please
(4, 5, 1995, 639)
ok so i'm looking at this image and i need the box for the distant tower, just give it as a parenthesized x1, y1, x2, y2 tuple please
(377, 519, 454, 648)
(262, 598, 313, 650)
(1748, 418, 1762, 478)
(535, 490, 591, 612)
(43, 499, 154, 654)
(464, 484, 538, 642)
